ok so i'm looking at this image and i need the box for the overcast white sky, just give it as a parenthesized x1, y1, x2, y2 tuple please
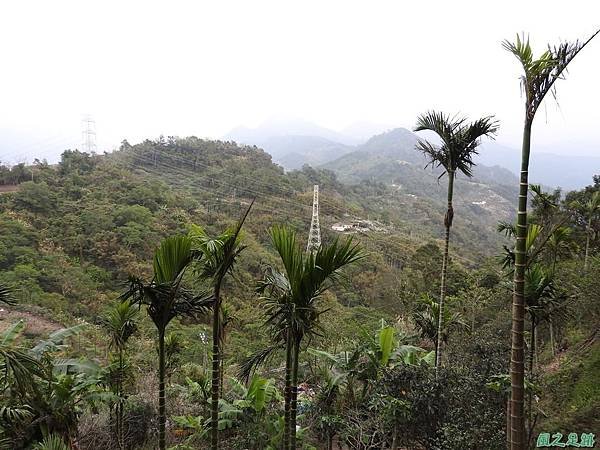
(1, 0, 599, 163)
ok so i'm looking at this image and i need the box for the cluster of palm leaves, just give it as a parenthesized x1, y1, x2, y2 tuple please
(101, 301, 139, 450)
(118, 203, 252, 450)
(243, 225, 365, 450)
(111, 200, 365, 450)
(410, 29, 598, 450)
(0, 318, 108, 450)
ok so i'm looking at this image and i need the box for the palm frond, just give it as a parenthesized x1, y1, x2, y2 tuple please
(497, 220, 517, 238)
(101, 301, 139, 350)
(0, 284, 14, 306)
(503, 31, 600, 119)
(190, 200, 254, 285)
(238, 344, 282, 382)
(414, 110, 498, 177)
(153, 235, 192, 285)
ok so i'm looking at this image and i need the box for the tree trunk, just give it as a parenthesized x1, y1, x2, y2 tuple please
(211, 290, 221, 450)
(506, 398, 511, 450)
(391, 423, 398, 450)
(283, 333, 293, 450)
(158, 328, 166, 450)
(290, 338, 301, 450)
(435, 170, 454, 369)
(549, 319, 555, 356)
(584, 217, 592, 270)
(528, 317, 536, 374)
(118, 349, 124, 450)
(527, 317, 536, 439)
(510, 119, 532, 450)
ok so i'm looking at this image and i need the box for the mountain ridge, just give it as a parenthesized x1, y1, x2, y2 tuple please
(225, 119, 598, 189)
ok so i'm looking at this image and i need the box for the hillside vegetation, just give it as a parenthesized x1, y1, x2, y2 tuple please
(0, 137, 598, 450)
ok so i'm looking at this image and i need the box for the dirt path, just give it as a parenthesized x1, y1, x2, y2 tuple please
(0, 307, 64, 338)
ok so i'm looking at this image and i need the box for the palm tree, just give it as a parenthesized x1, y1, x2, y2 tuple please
(414, 111, 498, 368)
(189, 202, 253, 450)
(503, 31, 598, 449)
(101, 301, 138, 450)
(120, 235, 212, 450)
(256, 225, 364, 449)
(546, 226, 574, 274)
(412, 294, 468, 348)
(578, 191, 600, 270)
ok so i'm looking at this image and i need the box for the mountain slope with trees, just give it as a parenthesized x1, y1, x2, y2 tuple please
(0, 137, 598, 449)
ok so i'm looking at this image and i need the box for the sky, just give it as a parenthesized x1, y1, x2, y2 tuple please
(1, 0, 599, 164)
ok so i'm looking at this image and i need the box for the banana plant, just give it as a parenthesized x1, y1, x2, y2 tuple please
(1, 320, 110, 448)
(309, 325, 434, 406)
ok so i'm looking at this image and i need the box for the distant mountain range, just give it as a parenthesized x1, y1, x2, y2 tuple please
(477, 142, 600, 191)
(226, 119, 598, 190)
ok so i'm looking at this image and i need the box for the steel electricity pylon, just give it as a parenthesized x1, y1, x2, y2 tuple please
(306, 184, 321, 254)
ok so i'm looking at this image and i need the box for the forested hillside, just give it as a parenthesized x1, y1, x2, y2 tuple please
(0, 138, 599, 449)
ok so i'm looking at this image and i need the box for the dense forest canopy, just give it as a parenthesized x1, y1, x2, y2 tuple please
(0, 135, 599, 449)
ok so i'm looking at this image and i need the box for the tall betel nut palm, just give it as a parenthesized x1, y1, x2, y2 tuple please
(189, 201, 253, 450)
(503, 30, 599, 450)
(102, 301, 138, 450)
(414, 111, 498, 368)
(121, 235, 212, 450)
(256, 225, 364, 450)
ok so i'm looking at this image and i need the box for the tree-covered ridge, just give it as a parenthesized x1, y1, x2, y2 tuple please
(0, 132, 598, 449)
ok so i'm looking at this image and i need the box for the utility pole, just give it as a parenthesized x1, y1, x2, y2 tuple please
(81, 115, 97, 153)
(307, 185, 321, 254)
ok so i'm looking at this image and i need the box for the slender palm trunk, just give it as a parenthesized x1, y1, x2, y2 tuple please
(549, 319, 555, 356)
(528, 316, 536, 374)
(527, 315, 536, 438)
(283, 333, 293, 450)
(211, 289, 221, 450)
(435, 171, 454, 368)
(289, 338, 301, 450)
(584, 217, 592, 270)
(506, 398, 511, 450)
(510, 119, 532, 450)
(158, 328, 166, 450)
(118, 349, 124, 450)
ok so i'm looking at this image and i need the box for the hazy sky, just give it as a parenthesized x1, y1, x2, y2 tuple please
(1, 1, 599, 164)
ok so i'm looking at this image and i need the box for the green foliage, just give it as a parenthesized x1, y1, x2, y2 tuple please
(32, 434, 70, 450)
(0, 136, 598, 449)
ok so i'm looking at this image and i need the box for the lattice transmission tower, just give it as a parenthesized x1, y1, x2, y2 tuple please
(307, 184, 321, 253)
(81, 115, 97, 153)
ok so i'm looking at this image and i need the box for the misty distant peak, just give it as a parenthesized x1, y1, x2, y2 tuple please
(225, 117, 359, 146)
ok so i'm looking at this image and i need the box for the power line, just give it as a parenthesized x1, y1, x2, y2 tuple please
(107, 150, 412, 267)
(117, 141, 350, 214)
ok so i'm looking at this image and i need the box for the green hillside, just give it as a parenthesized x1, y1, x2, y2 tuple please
(0, 138, 598, 450)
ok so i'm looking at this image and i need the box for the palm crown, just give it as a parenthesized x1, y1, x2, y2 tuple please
(502, 32, 599, 120)
(261, 225, 365, 343)
(121, 235, 212, 330)
(414, 111, 498, 178)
